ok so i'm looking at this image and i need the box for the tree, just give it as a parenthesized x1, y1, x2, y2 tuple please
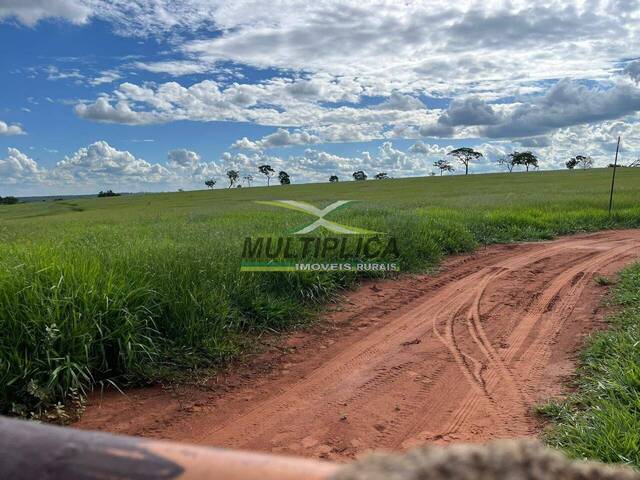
(575, 155, 593, 169)
(243, 175, 253, 187)
(258, 164, 275, 186)
(496, 155, 516, 173)
(0, 196, 18, 205)
(226, 170, 239, 188)
(565, 158, 579, 170)
(329, 175, 339, 183)
(447, 147, 483, 175)
(509, 151, 539, 172)
(97, 190, 120, 197)
(204, 179, 216, 189)
(278, 171, 291, 185)
(375, 172, 389, 180)
(433, 159, 454, 176)
(352, 170, 367, 181)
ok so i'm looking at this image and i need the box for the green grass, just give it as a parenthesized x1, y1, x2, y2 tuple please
(1, 168, 640, 417)
(538, 262, 640, 467)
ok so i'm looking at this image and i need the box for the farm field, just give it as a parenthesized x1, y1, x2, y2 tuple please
(1, 167, 640, 422)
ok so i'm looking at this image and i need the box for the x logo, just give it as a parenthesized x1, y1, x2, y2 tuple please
(256, 200, 381, 235)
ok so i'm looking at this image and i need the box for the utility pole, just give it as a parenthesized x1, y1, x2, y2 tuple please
(608, 136, 621, 214)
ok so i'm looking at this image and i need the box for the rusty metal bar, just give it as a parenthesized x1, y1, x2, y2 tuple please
(0, 416, 339, 480)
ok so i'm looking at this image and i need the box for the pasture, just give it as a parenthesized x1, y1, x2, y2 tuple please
(1, 168, 639, 417)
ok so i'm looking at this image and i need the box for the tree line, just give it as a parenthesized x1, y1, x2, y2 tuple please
(205, 164, 291, 189)
(432, 148, 541, 176)
(204, 148, 617, 189)
(431, 149, 605, 176)
(0, 196, 18, 205)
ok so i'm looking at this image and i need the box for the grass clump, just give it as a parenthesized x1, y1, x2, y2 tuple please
(539, 263, 640, 467)
(594, 274, 615, 286)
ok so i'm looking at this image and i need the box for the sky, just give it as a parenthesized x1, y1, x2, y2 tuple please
(0, 0, 639, 195)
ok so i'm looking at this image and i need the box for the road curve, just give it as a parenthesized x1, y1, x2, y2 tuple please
(77, 230, 640, 460)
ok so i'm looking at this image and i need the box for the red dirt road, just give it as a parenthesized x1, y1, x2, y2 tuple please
(77, 230, 640, 460)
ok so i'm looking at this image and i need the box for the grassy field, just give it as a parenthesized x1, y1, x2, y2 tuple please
(1, 168, 640, 418)
(539, 263, 640, 467)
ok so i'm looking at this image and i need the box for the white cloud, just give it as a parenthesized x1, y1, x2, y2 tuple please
(90, 70, 121, 86)
(408, 141, 448, 156)
(231, 128, 320, 150)
(440, 97, 499, 127)
(133, 60, 212, 76)
(482, 79, 640, 138)
(74, 77, 436, 144)
(375, 93, 426, 111)
(0, 148, 43, 184)
(167, 149, 200, 169)
(44, 65, 84, 82)
(75, 97, 158, 125)
(53, 141, 171, 185)
(2, 142, 223, 194)
(0, 0, 91, 26)
(0, 120, 26, 136)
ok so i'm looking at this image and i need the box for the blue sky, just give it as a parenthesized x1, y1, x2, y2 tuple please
(1, 1, 639, 195)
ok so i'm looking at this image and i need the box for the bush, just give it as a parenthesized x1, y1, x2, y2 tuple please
(0, 196, 18, 205)
(97, 190, 121, 198)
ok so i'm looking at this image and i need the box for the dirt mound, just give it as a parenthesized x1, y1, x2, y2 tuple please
(77, 230, 640, 460)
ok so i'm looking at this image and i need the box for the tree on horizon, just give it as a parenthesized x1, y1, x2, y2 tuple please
(226, 170, 240, 188)
(258, 164, 276, 186)
(433, 159, 454, 176)
(447, 147, 483, 175)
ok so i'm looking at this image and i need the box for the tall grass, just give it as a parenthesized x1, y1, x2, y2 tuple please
(538, 263, 640, 467)
(1, 168, 640, 416)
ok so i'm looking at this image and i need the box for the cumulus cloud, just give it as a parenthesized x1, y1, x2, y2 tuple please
(0, 148, 43, 184)
(53, 141, 171, 184)
(73, 77, 436, 144)
(2, 142, 224, 194)
(166, 148, 223, 181)
(482, 79, 640, 138)
(375, 93, 426, 111)
(0, 0, 91, 26)
(75, 97, 157, 125)
(440, 97, 499, 127)
(231, 128, 320, 150)
(0, 120, 26, 136)
(408, 141, 448, 156)
(419, 121, 455, 138)
(167, 149, 200, 169)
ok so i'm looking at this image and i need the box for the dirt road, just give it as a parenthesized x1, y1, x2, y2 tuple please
(77, 230, 640, 460)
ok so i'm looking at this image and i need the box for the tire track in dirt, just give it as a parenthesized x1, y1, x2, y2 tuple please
(422, 242, 640, 445)
(77, 230, 640, 460)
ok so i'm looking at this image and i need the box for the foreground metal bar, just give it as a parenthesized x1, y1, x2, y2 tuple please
(0, 416, 339, 480)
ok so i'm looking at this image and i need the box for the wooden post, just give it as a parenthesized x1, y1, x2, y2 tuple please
(609, 136, 621, 214)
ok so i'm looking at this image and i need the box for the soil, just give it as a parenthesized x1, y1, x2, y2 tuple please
(76, 230, 640, 461)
